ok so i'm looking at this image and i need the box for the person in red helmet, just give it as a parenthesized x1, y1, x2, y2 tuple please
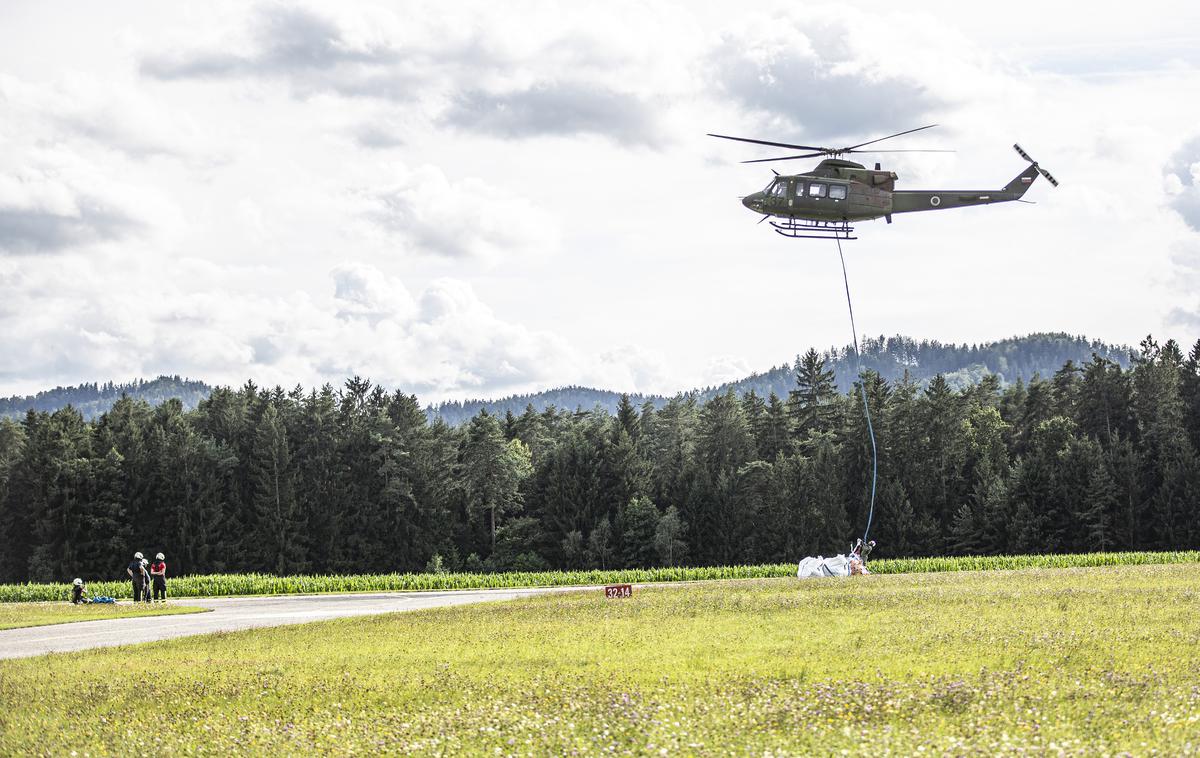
(150, 553, 168, 602)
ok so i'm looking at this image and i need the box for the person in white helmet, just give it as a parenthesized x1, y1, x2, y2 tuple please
(126, 552, 148, 602)
(140, 558, 152, 603)
(150, 553, 168, 601)
(71, 577, 90, 604)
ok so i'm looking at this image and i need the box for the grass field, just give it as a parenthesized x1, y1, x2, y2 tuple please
(0, 602, 207, 631)
(2, 549, 1197, 602)
(2, 562, 1199, 755)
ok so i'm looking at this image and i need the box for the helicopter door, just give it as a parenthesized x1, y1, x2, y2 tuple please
(766, 179, 788, 213)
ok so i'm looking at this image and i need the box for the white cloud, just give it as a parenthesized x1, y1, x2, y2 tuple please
(358, 165, 557, 263)
(442, 82, 664, 146)
(0, 73, 214, 160)
(1165, 136, 1200, 232)
(0, 258, 663, 401)
(592, 346, 673, 396)
(137, 2, 680, 145)
(704, 355, 754, 387)
(0, 150, 155, 255)
(705, 17, 943, 143)
(331, 261, 416, 322)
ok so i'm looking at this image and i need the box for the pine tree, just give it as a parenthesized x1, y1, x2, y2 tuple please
(24, 408, 93, 582)
(76, 447, 132, 577)
(978, 473, 1013, 554)
(1017, 375, 1054, 455)
(788, 349, 838, 442)
(0, 419, 27, 580)
(1131, 336, 1194, 548)
(917, 374, 967, 547)
(617, 495, 660, 568)
(1077, 354, 1134, 445)
(560, 529, 585, 569)
(513, 404, 546, 457)
(741, 390, 767, 459)
(615, 394, 640, 441)
(762, 393, 791, 460)
(654, 505, 687, 566)
(251, 404, 304, 574)
(1182, 339, 1200, 454)
(1050, 360, 1081, 419)
(950, 501, 985, 554)
(459, 412, 531, 551)
(1078, 459, 1118, 551)
(587, 516, 613, 569)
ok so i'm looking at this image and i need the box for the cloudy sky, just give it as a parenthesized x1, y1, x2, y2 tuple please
(3, 1, 1200, 401)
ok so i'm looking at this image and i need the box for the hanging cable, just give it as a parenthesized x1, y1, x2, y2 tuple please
(836, 236, 878, 543)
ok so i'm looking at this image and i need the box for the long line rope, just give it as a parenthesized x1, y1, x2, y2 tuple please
(836, 236, 878, 543)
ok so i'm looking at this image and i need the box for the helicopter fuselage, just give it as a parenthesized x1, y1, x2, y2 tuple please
(741, 157, 1043, 225)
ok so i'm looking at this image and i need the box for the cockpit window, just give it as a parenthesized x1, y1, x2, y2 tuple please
(829, 184, 847, 200)
(770, 180, 788, 198)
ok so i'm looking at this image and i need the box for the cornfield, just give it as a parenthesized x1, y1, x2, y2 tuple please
(3, 550, 1196, 603)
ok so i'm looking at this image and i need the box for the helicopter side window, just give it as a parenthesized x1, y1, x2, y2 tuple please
(829, 184, 847, 200)
(793, 181, 806, 198)
(808, 183, 827, 198)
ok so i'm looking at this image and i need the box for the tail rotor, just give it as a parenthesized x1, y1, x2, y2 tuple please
(1013, 143, 1059, 187)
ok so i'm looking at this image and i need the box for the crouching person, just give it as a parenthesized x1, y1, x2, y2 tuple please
(71, 578, 90, 604)
(150, 553, 168, 602)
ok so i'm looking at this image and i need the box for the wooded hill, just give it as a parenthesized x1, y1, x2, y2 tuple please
(0, 377, 212, 421)
(0, 334, 1194, 584)
(428, 333, 1131, 424)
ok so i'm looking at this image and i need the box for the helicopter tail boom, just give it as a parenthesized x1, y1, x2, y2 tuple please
(890, 156, 1053, 215)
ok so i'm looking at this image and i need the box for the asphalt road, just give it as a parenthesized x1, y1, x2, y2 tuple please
(0, 587, 582, 660)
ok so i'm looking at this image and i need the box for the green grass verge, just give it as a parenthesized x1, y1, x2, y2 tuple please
(2, 549, 1197, 603)
(0, 602, 207, 631)
(3, 563, 1199, 754)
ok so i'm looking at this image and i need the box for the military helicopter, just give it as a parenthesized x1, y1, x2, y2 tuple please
(709, 124, 1058, 240)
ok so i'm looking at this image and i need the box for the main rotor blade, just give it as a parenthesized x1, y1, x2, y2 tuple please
(708, 133, 826, 152)
(845, 124, 939, 151)
(741, 152, 826, 163)
(844, 149, 956, 153)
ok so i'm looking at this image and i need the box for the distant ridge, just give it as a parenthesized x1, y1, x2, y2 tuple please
(426, 332, 1133, 425)
(0, 333, 1134, 424)
(0, 376, 212, 421)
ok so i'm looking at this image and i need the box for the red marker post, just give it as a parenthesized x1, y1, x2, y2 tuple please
(604, 584, 632, 599)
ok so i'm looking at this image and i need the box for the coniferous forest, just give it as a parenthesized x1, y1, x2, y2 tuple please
(1, 336, 1197, 584)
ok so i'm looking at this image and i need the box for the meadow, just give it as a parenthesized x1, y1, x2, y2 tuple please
(0, 602, 206, 631)
(2, 562, 1199, 754)
(2, 549, 1197, 602)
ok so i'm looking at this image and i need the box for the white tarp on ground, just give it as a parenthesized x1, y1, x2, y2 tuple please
(796, 555, 852, 578)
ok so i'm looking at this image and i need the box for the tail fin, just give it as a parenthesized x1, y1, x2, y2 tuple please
(1003, 163, 1041, 197)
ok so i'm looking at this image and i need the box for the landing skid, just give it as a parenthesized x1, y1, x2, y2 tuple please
(770, 218, 856, 240)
